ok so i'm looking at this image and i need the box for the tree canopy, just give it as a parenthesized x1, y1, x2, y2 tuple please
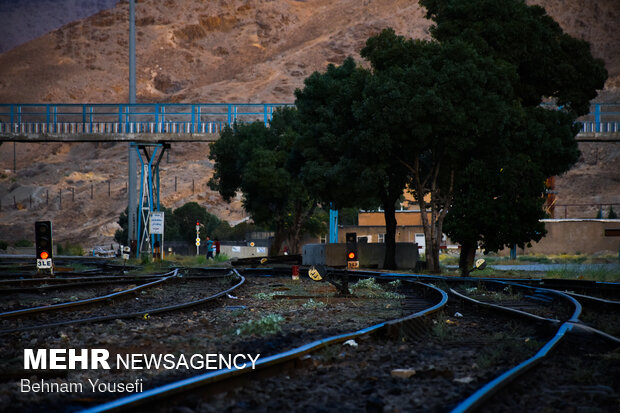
(208, 107, 322, 255)
(294, 56, 409, 269)
(358, 29, 520, 272)
(419, 0, 607, 273)
(114, 202, 222, 246)
(420, 0, 607, 115)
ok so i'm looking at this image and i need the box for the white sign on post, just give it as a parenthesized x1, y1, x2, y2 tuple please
(150, 212, 164, 234)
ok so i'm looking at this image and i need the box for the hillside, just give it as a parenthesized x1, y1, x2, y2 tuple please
(0, 0, 618, 248)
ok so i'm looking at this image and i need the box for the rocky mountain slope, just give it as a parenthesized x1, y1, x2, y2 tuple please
(0, 0, 120, 54)
(0, 0, 618, 248)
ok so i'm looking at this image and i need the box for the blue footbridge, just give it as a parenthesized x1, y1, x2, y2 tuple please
(0, 102, 618, 142)
(0, 103, 293, 142)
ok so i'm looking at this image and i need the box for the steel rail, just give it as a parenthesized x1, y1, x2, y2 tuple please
(0, 278, 162, 294)
(0, 270, 178, 319)
(0, 270, 243, 335)
(449, 288, 562, 325)
(0, 273, 162, 286)
(451, 322, 575, 413)
(78, 278, 448, 413)
(449, 280, 585, 413)
(562, 291, 620, 306)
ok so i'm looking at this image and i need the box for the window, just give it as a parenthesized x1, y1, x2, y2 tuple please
(378, 233, 385, 243)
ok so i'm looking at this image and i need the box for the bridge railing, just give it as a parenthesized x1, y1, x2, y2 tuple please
(0, 102, 618, 135)
(575, 103, 620, 133)
(0, 103, 293, 134)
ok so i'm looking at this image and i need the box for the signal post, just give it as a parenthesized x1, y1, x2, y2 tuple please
(346, 232, 359, 270)
(35, 221, 53, 275)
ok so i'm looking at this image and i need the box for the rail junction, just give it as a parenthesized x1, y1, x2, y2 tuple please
(0, 257, 617, 412)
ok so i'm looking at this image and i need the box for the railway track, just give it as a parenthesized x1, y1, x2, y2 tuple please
(0, 266, 616, 412)
(0, 270, 244, 334)
(446, 278, 619, 413)
(78, 272, 448, 412)
(0, 276, 164, 296)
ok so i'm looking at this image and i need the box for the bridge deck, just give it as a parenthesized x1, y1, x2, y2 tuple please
(0, 102, 618, 143)
(0, 131, 219, 143)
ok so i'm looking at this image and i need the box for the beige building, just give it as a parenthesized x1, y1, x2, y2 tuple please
(506, 219, 620, 256)
(321, 210, 454, 254)
(314, 212, 620, 257)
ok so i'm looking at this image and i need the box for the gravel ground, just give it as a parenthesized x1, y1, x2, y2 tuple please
(482, 335, 620, 412)
(0, 274, 616, 412)
(164, 300, 554, 413)
(449, 283, 576, 321)
(0, 275, 404, 412)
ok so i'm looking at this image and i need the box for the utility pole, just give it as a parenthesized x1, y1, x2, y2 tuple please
(127, 0, 138, 256)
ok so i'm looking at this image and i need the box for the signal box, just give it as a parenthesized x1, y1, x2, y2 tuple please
(346, 232, 359, 269)
(35, 221, 53, 270)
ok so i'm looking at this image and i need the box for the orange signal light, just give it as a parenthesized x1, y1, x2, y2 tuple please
(40, 251, 49, 260)
(348, 252, 356, 260)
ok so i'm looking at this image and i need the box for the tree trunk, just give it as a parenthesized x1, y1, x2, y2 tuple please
(459, 240, 477, 276)
(289, 216, 303, 255)
(428, 232, 441, 273)
(382, 195, 397, 270)
(271, 221, 286, 257)
(288, 202, 315, 255)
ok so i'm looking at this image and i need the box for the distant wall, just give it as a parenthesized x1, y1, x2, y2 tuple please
(162, 242, 268, 258)
(303, 242, 419, 269)
(504, 219, 620, 255)
(220, 245, 268, 259)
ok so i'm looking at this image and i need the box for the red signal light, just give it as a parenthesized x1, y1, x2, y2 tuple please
(348, 252, 356, 260)
(40, 251, 49, 260)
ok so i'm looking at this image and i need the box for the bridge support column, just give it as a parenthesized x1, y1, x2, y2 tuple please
(133, 143, 168, 257)
(329, 206, 338, 243)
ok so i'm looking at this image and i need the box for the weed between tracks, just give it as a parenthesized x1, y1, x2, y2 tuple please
(350, 278, 405, 299)
(475, 326, 541, 370)
(235, 314, 285, 336)
(302, 299, 327, 309)
(461, 283, 524, 302)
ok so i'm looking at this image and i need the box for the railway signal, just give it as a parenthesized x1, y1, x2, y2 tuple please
(196, 221, 200, 255)
(346, 232, 359, 269)
(35, 221, 53, 272)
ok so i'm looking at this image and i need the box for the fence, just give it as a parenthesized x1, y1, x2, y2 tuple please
(552, 203, 620, 219)
(0, 103, 293, 135)
(0, 176, 213, 211)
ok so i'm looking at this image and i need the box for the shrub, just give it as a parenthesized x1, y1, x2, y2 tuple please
(350, 277, 404, 299)
(57, 243, 84, 256)
(14, 239, 33, 247)
(302, 299, 327, 309)
(235, 314, 284, 336)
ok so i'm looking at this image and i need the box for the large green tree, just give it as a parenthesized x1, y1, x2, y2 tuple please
(208, 107, 318, 255)
(114, 203, 220, 246)
(172, 202, 220, 245)
(420, 0, 607, 274)
(358, 29, 518, 272)
(294, 57, 408, 269)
